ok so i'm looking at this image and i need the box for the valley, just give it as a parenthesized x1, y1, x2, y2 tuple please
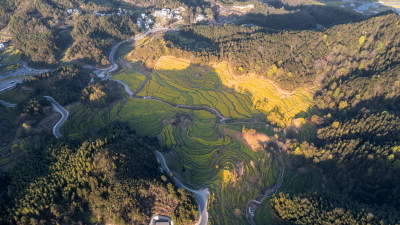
(1, 0, 400, 224)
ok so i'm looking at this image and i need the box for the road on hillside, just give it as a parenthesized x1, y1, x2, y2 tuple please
(44, 96, 69, 138)
(149, 215, 174, 225)
(0, 61, 51, 93)
(156, 151, 209, 225)
(0, 99, 16, 107)
(84, 28, 174, 78)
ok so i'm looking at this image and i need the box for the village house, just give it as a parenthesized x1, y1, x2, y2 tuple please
(0, 42, 7, 50)
(153, 8, 182, 21)
(67, 8, 80, 15)
(195, 14, 206, 22)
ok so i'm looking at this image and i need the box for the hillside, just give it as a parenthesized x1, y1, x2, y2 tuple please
(1, 0, 400, 224)
(0, 122, 198, 224)
(125, 12, 400, 224)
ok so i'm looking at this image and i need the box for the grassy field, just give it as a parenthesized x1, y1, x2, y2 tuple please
(113, 71, 146, 91)
(214, 62, 314, 127)
(254, 199, 274, 225)
(159, 112, 280, 224)
(0, 46, 22, 65)
(137, 56, 262, 119)
(0, 88, 31, 104)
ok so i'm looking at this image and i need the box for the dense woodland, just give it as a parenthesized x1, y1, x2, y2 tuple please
(0, 123, 198, 225)
(275, 66, 400, 223)
(264, 14, 400, 225)
(271, 193, 399, 224)
(66, 14, 138, 66)
(2, 0, 138, 65)
(133, 13, 399, 91)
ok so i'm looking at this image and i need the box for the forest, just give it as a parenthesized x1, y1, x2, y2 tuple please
(0, 122, 198, 225)
(2, 0, 138, 65)
(273, 65, 400, 224)
(132, 13, 400, 91)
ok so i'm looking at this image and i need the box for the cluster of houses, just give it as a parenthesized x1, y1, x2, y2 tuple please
(67, 8, 80, 15)
(93, 8, 132, 17)
(117, 8, 132, 16)
(67, 8, 132, 16)
(153, 8, 183, 21)
(137, 13, 154, 30)
(0, 42, 7, 50)
(195, 14, 206, 22)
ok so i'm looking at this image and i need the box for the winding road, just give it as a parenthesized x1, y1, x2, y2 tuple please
(0, 61, 51, 93)
(156, 151, 209, 225)
(88, 28, 211, 225)
(0, 27, 284, 225)
(0, 99, 16, 107)
(0, 96, 69, 138)
(44, 96, 69, 138)
(104, 28, 285, 225)
(85, 28, 173, 79)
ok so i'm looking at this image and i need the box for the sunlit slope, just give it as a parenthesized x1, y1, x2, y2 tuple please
(137, 56, 261, 119)
(113, 71, 146, 91)
(214, 62, 314, 126)
(138, 56, 314, 126)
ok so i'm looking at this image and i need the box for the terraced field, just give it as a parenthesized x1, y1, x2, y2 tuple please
(214, 62, 314, 127)
(137, 56, 262, 119)
(61, 93, 280, 224)
(113, 71, 146, 92)
(159, 111, 280, 224)
(61, 97, 191, 137)
(60, 44, 316, 224)
(93, 52, 317, 224)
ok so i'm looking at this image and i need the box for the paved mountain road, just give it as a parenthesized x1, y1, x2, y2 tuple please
(156, 151, 209, 225)
(0, 61, 51, 93)
(44, 96, 69, 138)
(0, 100, 16, 107)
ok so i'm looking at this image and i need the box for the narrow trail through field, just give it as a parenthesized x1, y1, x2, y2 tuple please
(246, 140, 285, 225)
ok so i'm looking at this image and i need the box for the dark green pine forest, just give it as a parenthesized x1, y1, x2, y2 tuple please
(0, 122, 198, 225)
